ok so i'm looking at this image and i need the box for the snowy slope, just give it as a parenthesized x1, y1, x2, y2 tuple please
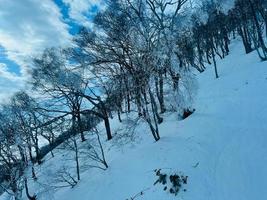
(2, 40, 267, 200)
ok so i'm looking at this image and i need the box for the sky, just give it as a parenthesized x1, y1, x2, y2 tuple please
(0, 0, 105, 103)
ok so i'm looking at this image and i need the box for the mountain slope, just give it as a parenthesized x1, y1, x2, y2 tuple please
(2, 40, 267, 200)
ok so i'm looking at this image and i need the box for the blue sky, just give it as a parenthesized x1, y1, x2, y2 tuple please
(0, 0, 105, 103)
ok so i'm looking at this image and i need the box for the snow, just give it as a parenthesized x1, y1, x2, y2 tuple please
(2, 39, 267, 200)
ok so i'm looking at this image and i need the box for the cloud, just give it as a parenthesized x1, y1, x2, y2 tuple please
(62, 0, 105, 28)
(0, 63, 24, 81)
(0, 0, 73, 102)
(0, 63, 25, 104)
(0, 0, 72, 77)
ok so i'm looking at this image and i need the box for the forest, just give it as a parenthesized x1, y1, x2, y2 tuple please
(0, 0, 267, 199)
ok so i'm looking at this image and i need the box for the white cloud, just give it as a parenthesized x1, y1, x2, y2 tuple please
(0, 63, 25, 103)
(0, 0, 73, 102)
(0, 63, 24, 81)
(63, 0, 105, 28)
(0, 0, 72, 77)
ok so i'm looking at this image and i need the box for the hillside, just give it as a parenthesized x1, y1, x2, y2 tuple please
(1, 39, 266, 200)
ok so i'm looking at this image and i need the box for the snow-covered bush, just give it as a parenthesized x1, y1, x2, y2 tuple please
(170, 70, 198, 112)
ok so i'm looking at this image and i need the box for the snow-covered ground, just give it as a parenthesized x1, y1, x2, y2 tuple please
(2, 40, 267, 200)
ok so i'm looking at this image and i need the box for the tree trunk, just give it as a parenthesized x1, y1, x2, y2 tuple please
(24, 178, 37, 200)
(197, 41, 205, 71)
(238, 26, 253, 54)
(32, 166, 37, 181)
(249, 0, 267, 60)
(169, 69, 180, 90)
(148, 87, 161, 141)
(158, 72, 166, 113)
(211, 45, 219, 79)
(95, 129, 108, 169)
(77, 113, 86, 142)
(34, 144, 41, 164)
(117, 109, 122, 123)
(127, 93, 131, 113)
(149, 88, 163, 124)
(73, 138, 80, 181)
(17, 145, 26, 165)
(142, 105, 160, 142)
(224, 34, 230, 55)
(49, 141, 54, 157)
(28, 145, 34, 163)
(206, 50, 212, 64)
(104, 116, 112, 140)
